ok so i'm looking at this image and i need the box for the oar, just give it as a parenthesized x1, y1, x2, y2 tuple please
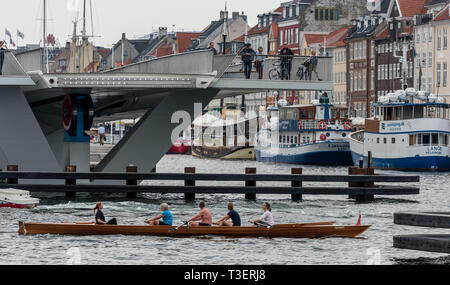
(252, 221, 273, 229)
(169, 221, 188, 232)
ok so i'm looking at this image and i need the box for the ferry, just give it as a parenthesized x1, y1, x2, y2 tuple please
(348, 89, 450, 171)
(255, 94, 353, 165)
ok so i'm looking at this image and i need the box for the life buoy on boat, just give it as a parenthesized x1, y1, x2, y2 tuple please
(320, 134, 327, 141)
(344, 121, 353, 130)
(318, 121, 327, 130)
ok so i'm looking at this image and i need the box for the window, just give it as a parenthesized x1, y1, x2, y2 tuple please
(437, 63, 441, 87)
(383, 138, 387, 144)
(429, 27, 433, 42)
(377, 137, 380, 144)
(444, 29, 448, 50)
(371, 70, 374, 90)
(392, 138, 396, 144)
(409, 135, 414, 146)
(444, 62, 448, 87)
(432, 133, 439, 145)
(423, 133, 430, 145)
(417, 54, 421, 68)
(416, 134, 422, 144)
(429, 52, 432, 68)
(350, 71, 353, 92)
(438, 29, 442, 50)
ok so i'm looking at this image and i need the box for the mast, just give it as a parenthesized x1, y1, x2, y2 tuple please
(222, 2, 228, 55)
(81, 0, 88, 73)
(43, 0, 47, 73)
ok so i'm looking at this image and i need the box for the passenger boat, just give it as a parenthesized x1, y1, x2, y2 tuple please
(255, 94, 353, 165)
(348, 89, 450, 171)
(0, 189, 39, 209)
(18, 221, 369, 238)
(191, 109, 257, 160)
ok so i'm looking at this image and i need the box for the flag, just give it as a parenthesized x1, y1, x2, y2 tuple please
(355, 213, 361, 226)
(9, 38, 15, 48)
(17, 30, 24, 39)
(5, 28, 11, 38)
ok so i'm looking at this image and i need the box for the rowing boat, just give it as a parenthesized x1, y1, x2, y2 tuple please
(18, 221, 369, 238)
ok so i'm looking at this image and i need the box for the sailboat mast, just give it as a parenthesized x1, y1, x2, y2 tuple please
(43, 0, 47, 73)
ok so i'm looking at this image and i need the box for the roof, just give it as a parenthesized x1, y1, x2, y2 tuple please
(396, 0, 429, 17)
(326, 26, 352, 48)
(175, 32, 202, 53)
(304, 34, 327, 45)
(434, 6, 450, 22)
(375, 26, 389, 40)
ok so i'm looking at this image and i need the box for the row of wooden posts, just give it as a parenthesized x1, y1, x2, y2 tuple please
(1, 164, 377, 201)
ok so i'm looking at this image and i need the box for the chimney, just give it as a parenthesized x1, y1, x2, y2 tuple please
(122, 33, 126, 41)
(232, 12, 239, 20)
(158, 27, 168, 38)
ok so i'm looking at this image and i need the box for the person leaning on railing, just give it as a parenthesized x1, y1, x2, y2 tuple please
(239, 43, 256, 79)
(0, 41, 7, 76)
(279, 47, 294, 80)
(254, 46, 266, 80)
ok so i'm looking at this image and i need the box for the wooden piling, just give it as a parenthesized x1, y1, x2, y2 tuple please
(348, 166, 375, 202)
(65, 165, 77, 198)
(126, 165, 138, 198)
(291, 168, 303, 201)
(6, 165, 18, 184)
(245, 167, 256, 200)
(184, 167, 196, 200)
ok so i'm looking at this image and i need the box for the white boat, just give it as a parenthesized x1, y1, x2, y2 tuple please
(0, 189, 39, 209)
(255, 94, 353, 166)
(348, 89, 450, 171)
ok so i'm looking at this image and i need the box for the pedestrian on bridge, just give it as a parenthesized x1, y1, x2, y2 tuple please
(254, 46, 266, 80)
(240, 43, 256, 79)
(98, 124, 106, 145)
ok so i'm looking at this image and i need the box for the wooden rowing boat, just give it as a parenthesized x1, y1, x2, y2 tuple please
(18, 221, 369, 238)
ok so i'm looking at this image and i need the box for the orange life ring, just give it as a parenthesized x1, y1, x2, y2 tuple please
(318, 121, 327, 130)
(344, 121, 352, 130)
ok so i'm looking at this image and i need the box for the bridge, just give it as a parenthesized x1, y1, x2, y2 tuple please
(0, 49, 333, 175)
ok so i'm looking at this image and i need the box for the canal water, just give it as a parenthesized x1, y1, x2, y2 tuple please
(1, 155, 449, 265)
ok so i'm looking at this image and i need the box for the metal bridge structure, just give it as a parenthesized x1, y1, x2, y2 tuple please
(0, 49, 333, 175)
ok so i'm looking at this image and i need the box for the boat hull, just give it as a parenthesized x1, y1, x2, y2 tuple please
(192, 145, 255, 160)
(0, 202, 38, 209)
(350, 151, 450, 171)
(256, 141, 353, 166)
(19, 222, 369, 238)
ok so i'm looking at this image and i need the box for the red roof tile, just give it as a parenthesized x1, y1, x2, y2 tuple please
(176, 32, 203, 53)
(434, 6, 450, 22)
(304, 34, 327, 45)
(326, 26, 352, 48)
(397, 0, 430, 17)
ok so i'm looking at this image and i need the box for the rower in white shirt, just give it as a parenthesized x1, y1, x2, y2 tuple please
(248, 202, 274, 226)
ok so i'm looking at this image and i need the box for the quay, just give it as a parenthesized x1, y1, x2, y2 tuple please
(394, 212, 450, 254)
(0, 166, 419, 202)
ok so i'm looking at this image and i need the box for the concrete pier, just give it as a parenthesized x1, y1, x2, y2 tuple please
(393, 212, 450, 254)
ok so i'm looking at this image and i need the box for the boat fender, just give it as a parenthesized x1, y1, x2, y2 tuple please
(318, 121, 327, 130)
(344, 121, 352, 130)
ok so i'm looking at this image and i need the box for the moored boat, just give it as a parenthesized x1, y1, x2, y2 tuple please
(18, 221, 369, 238)
(348, 89, 450, 171)
(255, 94, 353, 165)
(0, 189, 39, 209)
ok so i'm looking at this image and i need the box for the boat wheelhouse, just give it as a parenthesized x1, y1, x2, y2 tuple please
(255, 94, 353, 165)
(348, 90, 450, 171)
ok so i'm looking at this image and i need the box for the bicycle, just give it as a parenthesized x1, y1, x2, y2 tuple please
(268, 60, 290, 80)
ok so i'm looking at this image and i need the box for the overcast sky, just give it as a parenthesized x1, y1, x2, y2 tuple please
(1, 0, 282, 48)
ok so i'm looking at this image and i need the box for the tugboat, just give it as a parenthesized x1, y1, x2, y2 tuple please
(348, 89, 450, 171)
(0, 189, 39, 209)
(255, 93, 353, 165)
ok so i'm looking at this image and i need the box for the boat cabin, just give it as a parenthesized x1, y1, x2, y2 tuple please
(374, 103, 450, 121)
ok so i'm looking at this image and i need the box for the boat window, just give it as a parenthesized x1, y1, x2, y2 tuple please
(383, 138, 387, 144)
(422, 133, 430, 145)
(282, 136, 286, 143)
(409, 135, 414, 146)
(392, 138, 396, 144)
(431, 133, 439, 145)
(377, 137, 380, 144)
(279, 136, 282, 143)
(444, 134, 449, 146)
(416, 134, 422, 145)
(294, 136, 298, 144)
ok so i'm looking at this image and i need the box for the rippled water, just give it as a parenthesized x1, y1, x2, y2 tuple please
(1, 155, 449, 265)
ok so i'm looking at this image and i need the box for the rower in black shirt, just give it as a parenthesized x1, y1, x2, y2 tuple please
(94, 202, 117, 225)
(214, 202, 241, 227)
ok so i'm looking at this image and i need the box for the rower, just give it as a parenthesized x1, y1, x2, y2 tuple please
(188, 201, 212, 227)
(94, 202, 117, 225)
(214, 202, 241, 227)
(248, 202, 274, 227)
(145, 203, 173, 226)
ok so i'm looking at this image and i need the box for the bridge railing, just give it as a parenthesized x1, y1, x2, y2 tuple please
(221, 55, 333, 82)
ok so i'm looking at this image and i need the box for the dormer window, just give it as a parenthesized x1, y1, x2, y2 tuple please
(286, 6, 290, 18)
(292, 5, 296, 17)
